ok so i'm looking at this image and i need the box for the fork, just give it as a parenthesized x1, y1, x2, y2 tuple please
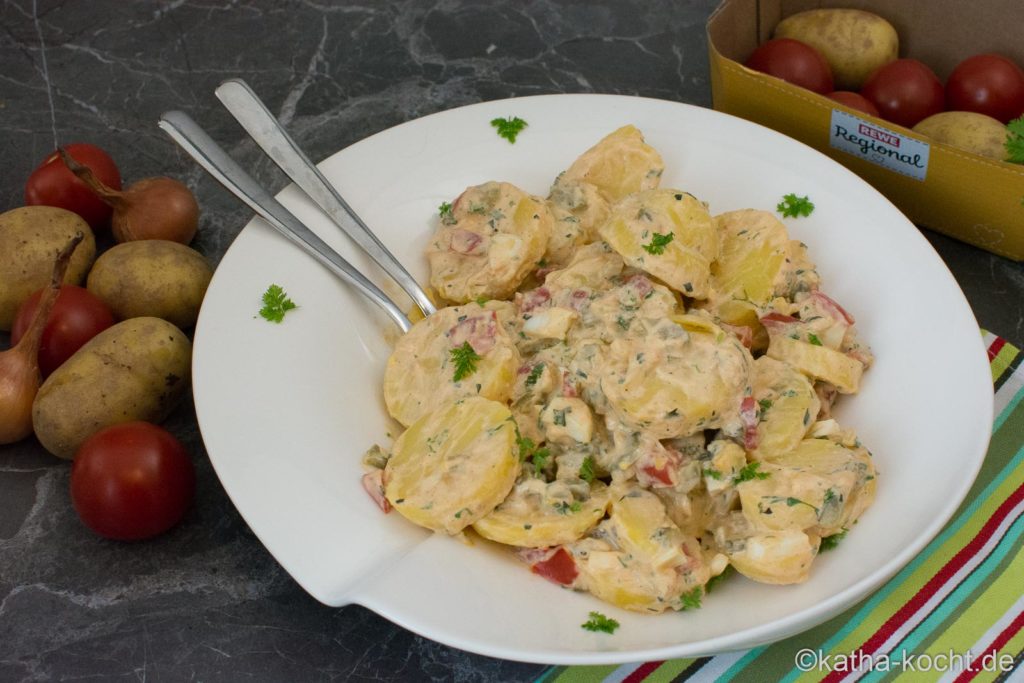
(214, 78, 436, 319)
(158, 110, 414, 332)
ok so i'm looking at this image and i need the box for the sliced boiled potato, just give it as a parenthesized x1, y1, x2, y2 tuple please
(738, 465, 833, 532)
(610, 487, 694, 570)
(427, 181, 552, 303)
(542, 241, 624, 292)
(600, 315, 752, 438)
(728, 529, 820, 585)
(599, 190, 718, 297)
(711, 209, 792, 306)
(767, 335, 864, 393)
(559, 125, 664, 203)
(546, 178, 610, 263)
(750, 356, 821, 460)
(576, 547, 686, 613)
(384, 397, 519, 534)
(473, 480, 609, 548)
(383, 303, 519, 427)
(770, 437, 877, 537)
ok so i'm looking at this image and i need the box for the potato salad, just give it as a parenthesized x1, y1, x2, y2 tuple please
(362, 125, 877, 614)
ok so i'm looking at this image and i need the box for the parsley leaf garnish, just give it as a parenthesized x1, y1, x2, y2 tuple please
(517, 435, 551, 475)
(491, 116, 528, 143)
(704, 566, 733, 593)
(450, 342, 481, 382)
(758, 398, 773, 413)
(531, 447, 551, 475)
(553, 500, 582, 514)
(680, 587, 703, 610)
(703, 468, 723, 480)
(734, 461, 770, 483)
(1006, 116, 1024, 164)
(777, 193, 815, 218)
(579, 456, 596, 483)
(439, 201, 452, 217)
(820, 529, 848, 552)
(641, 231, 674, 255)
(807, 332, 823, 346)
(258, 284, 297, 323)
(581, 611, 619, 634)
(525, 363, 545, 388)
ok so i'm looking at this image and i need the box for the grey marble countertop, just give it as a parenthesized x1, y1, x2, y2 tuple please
(2, 1, 1022, 680)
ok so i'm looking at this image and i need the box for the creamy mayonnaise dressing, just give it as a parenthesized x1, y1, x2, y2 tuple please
(365, 125, 878, 614)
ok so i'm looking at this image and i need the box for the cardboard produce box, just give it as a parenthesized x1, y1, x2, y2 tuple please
(707, 0, 1024, 261)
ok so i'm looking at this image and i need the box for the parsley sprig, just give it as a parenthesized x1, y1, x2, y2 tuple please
(1006, 115, 1024, 164)
(258, 284, 297, 323)
(641, 231, 674, 255)
(820, 529, 848, 552)
(581, 611, 619, 634)
(449, 342, 481, 382)
(734, 461, 770, 484)
(516, 435, 551, 475)
(777, 193, 815, 218)
(491, 116, 528, 143)
(579, 456, 596, 483)
(680, 587, 703, 611)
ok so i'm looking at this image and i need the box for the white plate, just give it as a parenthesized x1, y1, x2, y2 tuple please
(192, 94, 993, 665)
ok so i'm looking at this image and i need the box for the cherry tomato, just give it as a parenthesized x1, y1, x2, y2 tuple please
(861, 59, 945, 129)
(946, 54, 1024, 123)
(11, 286, 115, 377)
(827, 91, 881, 117)
(71, 422, 195, 541)
(745, 39, 834, 94)
(25, 143, 121, 230)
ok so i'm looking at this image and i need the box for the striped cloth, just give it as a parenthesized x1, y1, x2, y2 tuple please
(539, 332, 1024, 683)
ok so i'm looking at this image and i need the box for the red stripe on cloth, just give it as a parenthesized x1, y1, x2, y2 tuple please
(989, 337, 1007, 362)
(952, 608, 1024, 683)
(821, 481, 1024, 683)
(622, 660, 665, 682)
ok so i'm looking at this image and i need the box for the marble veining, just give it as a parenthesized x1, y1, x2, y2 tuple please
(1, 0, 1022, 680)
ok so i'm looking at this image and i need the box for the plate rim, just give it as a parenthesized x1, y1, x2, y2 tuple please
(192, 93, 994, 665)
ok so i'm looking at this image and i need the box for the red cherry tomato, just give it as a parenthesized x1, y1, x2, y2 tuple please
(827, 91, 881, 117)
(861, 59, 945, 129)
(11, 286, 115, 377)
(946, 54, 1024, 123)
(71, 422, 196, 541)
(25, 143, 121, 230)
(745, 38, 834, 94)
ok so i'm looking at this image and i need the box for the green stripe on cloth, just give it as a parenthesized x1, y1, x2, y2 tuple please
(919, 538, 1024, 677)
(539, 338, 1022, 683)
(537, 664, 615, 682)
(860, 511, 1024, 683)
(644, 658, 695, 682)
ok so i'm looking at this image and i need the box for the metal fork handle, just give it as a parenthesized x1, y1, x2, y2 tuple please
(215, 78, 437, 318)
(158, 110, 412, 333)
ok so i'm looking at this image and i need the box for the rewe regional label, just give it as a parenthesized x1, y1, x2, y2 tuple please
(829, 109, 930, 181)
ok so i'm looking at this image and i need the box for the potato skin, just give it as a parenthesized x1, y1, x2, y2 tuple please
(774, 9, 898, 90)
(87, 240, 213, 328)
(913, 112, 1009, 160)
(0, 206, 96, 331)
(32, 317, 192, 459)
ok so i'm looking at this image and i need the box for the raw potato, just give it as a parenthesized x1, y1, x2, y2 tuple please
(87, 240, 213, 328)
(774, 9, 898, 90)
(913, 112, 1009, 160)
(0, 206, 96, 331)
(32, 317, 192, 459)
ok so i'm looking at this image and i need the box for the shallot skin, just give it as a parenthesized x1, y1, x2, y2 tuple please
(111, 176, 199, 244)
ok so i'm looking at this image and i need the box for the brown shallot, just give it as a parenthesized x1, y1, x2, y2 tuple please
(59, 148, 199, 244)
(0, 232, 84, 444)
